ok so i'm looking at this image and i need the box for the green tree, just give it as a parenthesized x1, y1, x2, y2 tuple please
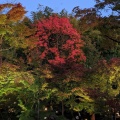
(31, 5, 54, 22)
(0, 62, 34, 119)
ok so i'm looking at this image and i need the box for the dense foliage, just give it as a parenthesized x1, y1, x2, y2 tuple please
(0, 1, 120, 120)
(36, 15, 86, 67)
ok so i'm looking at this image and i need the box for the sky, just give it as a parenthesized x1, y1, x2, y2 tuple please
(0, 0, 96, 17)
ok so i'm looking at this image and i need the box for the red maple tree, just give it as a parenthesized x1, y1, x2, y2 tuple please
(35, 15, 86, 67)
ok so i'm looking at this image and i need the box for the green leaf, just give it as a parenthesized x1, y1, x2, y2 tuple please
(0, 14, 7, 25)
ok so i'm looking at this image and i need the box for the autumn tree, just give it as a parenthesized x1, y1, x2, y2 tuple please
(84, 58, 120, 119)
(0, 3, 39, 72)
(36, 15, 86, 66)
(0, 3, 42, 119)
(34, 15, 89, 119)
(0, 3, 26, 67)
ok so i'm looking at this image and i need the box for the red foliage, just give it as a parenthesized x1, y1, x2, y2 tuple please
(35, 15, 86, 67)
(96, 58, 120, 71)
(109, 58, 120, 67)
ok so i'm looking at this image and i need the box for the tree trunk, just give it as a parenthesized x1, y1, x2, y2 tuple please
(0, 37, 3, 69)
(0, 45, 2, 68)
(61, 101, 64, 116)
(91, 113, 95, 120)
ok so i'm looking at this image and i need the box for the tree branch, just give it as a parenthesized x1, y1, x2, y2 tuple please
(104, 35, 120, 44)
(0, 47, 13, 52)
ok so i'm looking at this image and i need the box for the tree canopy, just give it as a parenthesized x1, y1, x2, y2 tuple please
(0, 1, 120, 120)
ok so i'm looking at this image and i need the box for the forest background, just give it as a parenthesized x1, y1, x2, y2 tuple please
(0, 0, 120, 120)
